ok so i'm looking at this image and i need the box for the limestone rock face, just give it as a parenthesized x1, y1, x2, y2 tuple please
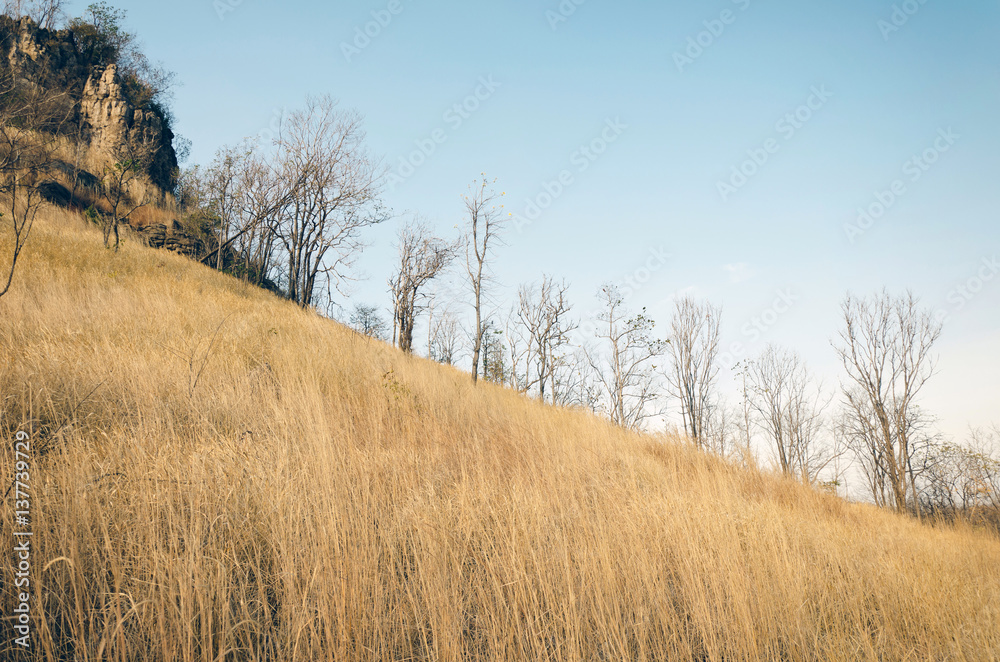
(4, 17, 82, 75)
(81, 65, 129, 153)
(1, 15, 179, 193)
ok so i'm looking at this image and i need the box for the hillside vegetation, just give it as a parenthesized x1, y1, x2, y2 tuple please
(2, 209, 1000, 661)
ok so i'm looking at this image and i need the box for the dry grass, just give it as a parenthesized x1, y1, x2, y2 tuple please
(1, 207, 999, 661)
(35, 136, 177, 221)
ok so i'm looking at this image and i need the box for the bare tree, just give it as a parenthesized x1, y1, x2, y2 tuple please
(552, 349, 601, 411)
(463, 176, 506, 383)
(586, 284, 666, 430)
(502, 306, 532, 393)
(918, 427, 1000, 534)
(515, 276, 577, 403)
(428, 307, 462, 365)
(744, 345, 833, 482)
(665, 296, 722, 448)
(273, 96, 387, 308)
(480, 319, 508, 385)
(4, 0, 66, 28)
(348, 303, 388, 340)
(99, 132, 157, 251)
(388, 221, 456, 354)
(703, 401, 742, 458)
(732, 360, 758, 467)
(834, 290, 942, 514)
(202, 143, 249, 270)
(234, 151, 288, 288)
(429, 306, 462, 366)
(192, 141, 292, 289)
(0, 67, 70, 298)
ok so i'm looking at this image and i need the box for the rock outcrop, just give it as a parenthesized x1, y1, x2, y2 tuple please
(1, 15, 178, 193)
(136, 220, 206, 258)
(80, 63, 177, 191)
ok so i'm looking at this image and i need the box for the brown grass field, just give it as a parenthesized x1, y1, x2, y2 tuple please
(2, 207, 999, 661)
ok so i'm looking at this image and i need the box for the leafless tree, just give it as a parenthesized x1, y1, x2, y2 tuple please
(235, 151, 288, 288)
(273, 96, 387, 307)
(99, 132, 157, 251)
(833, 290, 942, 514)
(921, 432, 1000, 516)
(3, 0, 66, 28)
(480, 319, 509, 385)
(744, 345, 833, 482)
(702, 401, 742, 459)
(515, 276, 577, 403)
(0, 68, 70, 298)
(429, 306, 462, 366)
(192, 141, 291, 288)
(965, 427, 1000, 512)
(552, 349, 601, 411)
(388, 221, 457, 354)
(586, 284, 666, 430)
(917, 427, 1000, 534)
(202, 143, 249, 270)
(665, 296, 722, 448)
(732, 360, 758, 467)
(835, 394, 933, 509)
(348, 303, 388, 340)
(500, 308, 531, 392)
(463, 176, 506, 383)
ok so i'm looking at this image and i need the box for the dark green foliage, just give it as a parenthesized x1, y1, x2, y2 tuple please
(69, 2, 176, 114)
(67, 2, 128, 68)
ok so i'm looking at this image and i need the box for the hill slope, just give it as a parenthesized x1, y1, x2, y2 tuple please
(2, 210, 999, 661)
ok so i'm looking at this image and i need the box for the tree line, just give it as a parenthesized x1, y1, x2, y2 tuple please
(349, 173, 998, 524)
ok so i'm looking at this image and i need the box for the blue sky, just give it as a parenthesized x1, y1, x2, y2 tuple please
(78, 0, 999, 445)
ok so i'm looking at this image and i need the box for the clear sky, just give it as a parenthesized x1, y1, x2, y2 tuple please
(76, 0, 999, 445)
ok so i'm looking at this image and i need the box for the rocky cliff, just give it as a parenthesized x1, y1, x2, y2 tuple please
(0, 15, 178, 194)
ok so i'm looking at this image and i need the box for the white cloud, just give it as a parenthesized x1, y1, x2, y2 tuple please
(723, 262, 755, 284)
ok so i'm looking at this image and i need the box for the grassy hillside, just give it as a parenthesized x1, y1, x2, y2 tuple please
(2, 209, 999, 661)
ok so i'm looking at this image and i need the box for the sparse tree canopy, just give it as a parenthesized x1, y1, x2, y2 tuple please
(463, 176, 506, 383)
(834, 290, 942, 513)
(921, 428, 1000, 518)
(428, 305, 462, 366)
(3, 0, 66, 29)
(665, 296, 721, 448)
(586, 284, 666, 430)
(98, 130, 157, 251)
(389, 221, 457, 354)
(272, 96, 387, 308)
(514, 276, 576, 403)
(0, 65, 71, 298)
(349, 303, 388, 341)
(744, 345, 833, 482)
